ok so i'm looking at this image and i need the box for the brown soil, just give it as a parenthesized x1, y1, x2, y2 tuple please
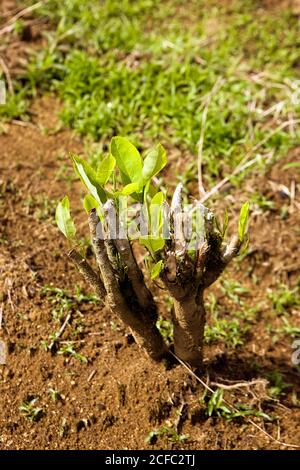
(0, 0, 49, 80)
(262, 0, 300, 13)
(0, 96, 299, 450)
(0, 0, 300, 451)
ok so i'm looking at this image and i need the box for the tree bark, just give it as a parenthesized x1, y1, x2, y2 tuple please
(93, 237, 167, 362)
(173, 290, 206, 368)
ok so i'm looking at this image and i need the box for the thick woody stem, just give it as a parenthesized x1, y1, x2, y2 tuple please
(203, 235, 241, 288)
(103, 200, 121, 274)
(167, 188, 243, 367)
(105, 198, 155, 309)
(68, 249, 106, 302)
(88, 209, 167, 361)
(115, 238, 154, 310)
(173, 291, 206, 369)
(88, 209, 126, 309)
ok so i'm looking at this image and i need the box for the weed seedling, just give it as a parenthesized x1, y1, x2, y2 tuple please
(57, 342, 88, 363)
(48, 388, 62, 402)
(267, 371, 292, 398)
(203, 388, 272, 422)
(19, 398, 43, 422)
(145, 425, 188, 445)
(268, 284, 299, 315)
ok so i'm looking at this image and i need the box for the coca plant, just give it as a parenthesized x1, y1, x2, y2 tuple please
(56, 137, 249, 368)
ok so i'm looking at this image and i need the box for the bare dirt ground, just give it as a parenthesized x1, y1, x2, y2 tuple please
(0, 0, 300, 450)
(0, 98, 299, 450)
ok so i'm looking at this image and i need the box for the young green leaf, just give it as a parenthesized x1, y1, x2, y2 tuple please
(151, 191, 165, 206)
(121, 182, 140, 195)
(56, 196, 76, 240)
(96, 154, 116, 185)
(151, 260, 163, 280)
(110, 137, 143, 183)
(283, 162, 300, 171)
(140, 236, 165, 254)
(152, 238, 165, 252)
(142, 144, 167, 183)
(238, 202, 250, 241)
(120, 169, 131, 186)
(83, 194, 102, 217)
(150, 191, 165, 240)
(71, 154, 106, 203)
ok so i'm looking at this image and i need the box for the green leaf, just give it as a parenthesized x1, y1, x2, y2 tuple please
(151, 238, 165, 252)
(55, 196, 76, 240)
(151, 260, 163, 280)
(140, 236, 165, 254)
(239, 233, 250, 256)
(283, 162, 300, 170)
(120, 170, 131, 186)
(71, 154, 106, 203)
(121, 182, 140, 195)
(150, 191, 165, 240)
(142, 144, 167, 183)
(151, 191, 165, 206)
(83, 194, 100, 214)
(143, 181, 158, 208)
(96, 154, 116, 185)
(110, 137, 142, 183)
(238, 202, 250, 241)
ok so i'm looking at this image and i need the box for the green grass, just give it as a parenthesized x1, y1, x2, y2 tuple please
(24, 195, 57, 222)
(204, 283, 257, 348)
(1, 0, 300, 187)
(266, 371, 292, 398)
(57, 341, 88, 363)
(40, 285, 96, 357)
(268, 283, 300, 315)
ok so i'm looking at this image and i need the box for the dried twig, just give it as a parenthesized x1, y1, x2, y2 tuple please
(290, 180, 296, 207)
(11, 120, 37, 129)
(6, 279, 15, 312)
(174, 399, 188, 433)
(210, 379, 268, 390)
(0, 56, 13, 95)
(87, 370, 97, 382)
(0, 304, 3, 329)
(0, 1, 44, 36)
(49, 312, 71, 350)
